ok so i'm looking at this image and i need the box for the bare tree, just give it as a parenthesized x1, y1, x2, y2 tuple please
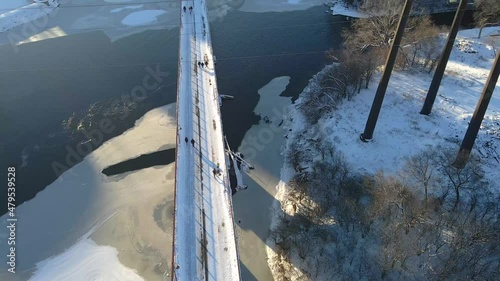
(400, 16, 441, 69)
(342, 1, 440, 77)
(359, 48, 383, 88)
(359, 0, 406, 46)
(433, 207, 500, 280)
(437, 149, 484, 210)
(327, 49, 365, 93)
(401, 148, 441, 207)
(474, 0, 500, 38)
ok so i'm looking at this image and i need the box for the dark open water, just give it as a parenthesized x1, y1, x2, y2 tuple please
(0, 4, 462, 215)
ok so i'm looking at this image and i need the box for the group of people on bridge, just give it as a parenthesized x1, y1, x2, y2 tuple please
(198, 54, 210, 68)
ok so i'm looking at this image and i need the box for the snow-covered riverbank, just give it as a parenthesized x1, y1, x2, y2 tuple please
(327, 0, 367, 18)
(311, 26, 499, 185)
(269, 26, 500, 280)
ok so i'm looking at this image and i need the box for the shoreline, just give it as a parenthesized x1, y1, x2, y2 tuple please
(266, 88, 308, 280)
(0, 79, 293, 280)
(266, 26, 500, 280)
(233, 76, 292, 280)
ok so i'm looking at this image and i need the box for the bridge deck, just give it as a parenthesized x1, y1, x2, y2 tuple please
(172, 1, 241, 280)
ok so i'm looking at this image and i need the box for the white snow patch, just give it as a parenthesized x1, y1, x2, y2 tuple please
(30, 238, 144, 281)
(111, 5, 143, 13)
(457, 26, 500, 40)
(328, 0, 368, 18)
(121, 10, 166, 26)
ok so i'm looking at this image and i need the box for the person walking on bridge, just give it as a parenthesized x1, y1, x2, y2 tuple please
(183, 6, 186, 12)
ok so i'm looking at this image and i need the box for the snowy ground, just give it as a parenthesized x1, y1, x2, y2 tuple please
(328, 0, 367, 18)
(121, 10, 167, 26)
(233, 76, 292, 280)
(269, 26, 500, 281)
(30, 238, 144, 281)
(321, 27, 500, 185)
(0, 103, 178, 281)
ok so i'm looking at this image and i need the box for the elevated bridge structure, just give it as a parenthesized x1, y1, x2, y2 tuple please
(172, 0, 241, 280)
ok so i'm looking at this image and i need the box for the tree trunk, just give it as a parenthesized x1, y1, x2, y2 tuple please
(424, 185, 428, 208)
(360, 0, 414, 141)
(453, 187, 460, 210)
(421, 0, 468, 115)
(477, 22, 500, 38)
(478, 24, 485, 39)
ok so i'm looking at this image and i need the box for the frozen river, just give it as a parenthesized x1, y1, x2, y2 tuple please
(0, 1, 348, 280)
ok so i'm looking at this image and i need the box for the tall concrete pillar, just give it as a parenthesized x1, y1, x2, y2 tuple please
(360, 0, 413, 142)
(454, 50, 500, 168)
(420, 0, 468, 115)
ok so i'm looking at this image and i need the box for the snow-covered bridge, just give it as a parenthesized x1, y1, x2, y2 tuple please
(172, 0, 241, 280)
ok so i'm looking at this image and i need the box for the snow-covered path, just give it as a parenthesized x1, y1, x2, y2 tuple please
(172, 1, 241, 280)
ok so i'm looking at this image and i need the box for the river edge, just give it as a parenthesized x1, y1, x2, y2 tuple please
(265, 26, 500, 280)
(233, 76, 292, 280)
